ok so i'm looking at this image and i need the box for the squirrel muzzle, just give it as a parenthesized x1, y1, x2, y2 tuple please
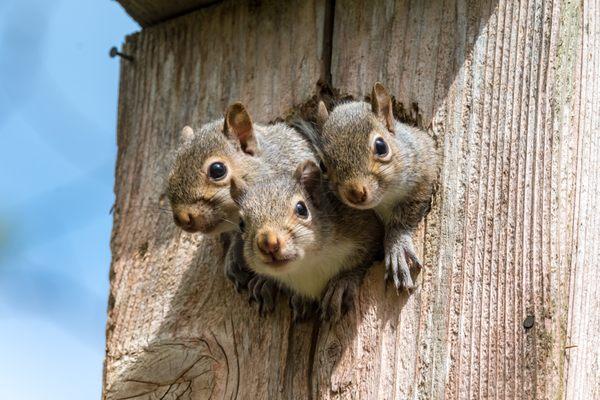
(340, 182, 370, 206)
(256, 228, 294, 266)
(173, 206, 222, 234)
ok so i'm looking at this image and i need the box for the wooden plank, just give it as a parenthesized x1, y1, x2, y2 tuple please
(117, 0, 220, 27)
(105, 0, 600, 398)
(564, 1, 600, 398)
(329, 0, 598, 399)
(103, 0, 326, 398)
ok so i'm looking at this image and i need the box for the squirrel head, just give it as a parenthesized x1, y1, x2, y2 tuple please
(316, 83, 402, 210)
(230, 160, 326, 276)
(166, 103, 263, 234)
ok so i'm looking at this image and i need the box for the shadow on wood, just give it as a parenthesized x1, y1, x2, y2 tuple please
(103, 0, 600, 399)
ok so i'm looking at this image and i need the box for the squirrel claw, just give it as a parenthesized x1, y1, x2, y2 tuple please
(320, 273, 359, 323)
(225, 257, 252, 292)
(247, 275, 277, 315)
(224, 235, 253, 292)
(404, 244, 422, 269)
(290, 294, 315, 322)
(234, 281, 243, 294)
(384, 233, 422, 292)
(385, 248, 415, 292)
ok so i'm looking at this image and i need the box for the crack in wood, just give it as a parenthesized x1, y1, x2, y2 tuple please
(104, 0, 600, 398)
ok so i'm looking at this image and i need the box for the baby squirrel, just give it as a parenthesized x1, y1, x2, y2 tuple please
(230, 160, 384, 321)
(167, 103, 316, 309)
(313, 83, 438, 290)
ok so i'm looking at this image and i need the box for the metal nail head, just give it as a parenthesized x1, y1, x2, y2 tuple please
(523, 315, 535, 329)
(109, 46, 133, 62)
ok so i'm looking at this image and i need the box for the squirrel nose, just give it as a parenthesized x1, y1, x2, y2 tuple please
(257, 231, 281, 256)
(174, 212, 196, 230)
(345, 184, 368, 205)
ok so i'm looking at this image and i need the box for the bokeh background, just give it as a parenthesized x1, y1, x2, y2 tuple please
(0, 1, 137, 398)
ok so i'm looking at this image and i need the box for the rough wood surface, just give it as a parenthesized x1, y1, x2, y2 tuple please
(104, 1, 327, 399)
(105, 0, 600, 398)
(332, 0, 599, 398)
(563, 2, 600, 398)
(117, 0, 220, 27)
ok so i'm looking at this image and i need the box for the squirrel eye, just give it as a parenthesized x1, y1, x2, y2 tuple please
(295, 201, 309, 219)
(208, 162, 227, 180)
(238, 218, 245, 233)
(374, 137, 389, 157)
(319, 160, 328, 173)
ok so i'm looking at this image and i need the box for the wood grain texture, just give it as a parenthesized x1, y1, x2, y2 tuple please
(104, 1, 326, 398)
(105, 0, 600, 398)
(564, 1, 600, 398)
(117, 0, 220, 27)
(332, 0, 599, 399)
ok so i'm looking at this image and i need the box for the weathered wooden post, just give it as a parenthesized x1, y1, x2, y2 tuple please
(104, 1, 600, 398)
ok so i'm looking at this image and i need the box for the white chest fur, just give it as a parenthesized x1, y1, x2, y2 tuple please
(272, 239, 356, 300)
(375, 201, 394, 222)
(374, 183, 409, 223)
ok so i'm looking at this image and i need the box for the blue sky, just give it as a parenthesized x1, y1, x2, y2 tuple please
(0, 1, 137, 398)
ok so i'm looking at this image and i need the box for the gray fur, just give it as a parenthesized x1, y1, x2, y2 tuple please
(316, 97, 439, 291)
(167, 113, 318, 313)
(234, 164, 384, 322)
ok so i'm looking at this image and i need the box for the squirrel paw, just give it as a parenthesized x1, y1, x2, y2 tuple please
(384, 235, 421, 292)
(247, 275, 278, 316)
(224, 255, 253, 293)
(320, 273, 360, 322)
(289, 294, 317, 322)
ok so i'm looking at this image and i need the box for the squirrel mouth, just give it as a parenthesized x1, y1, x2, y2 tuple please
(180, 225, 201, 233)
(199, 220, 224, 234)
(341, 197, 380, 210)
(262, 255, 297, 267)
(179, 219, 224, 235)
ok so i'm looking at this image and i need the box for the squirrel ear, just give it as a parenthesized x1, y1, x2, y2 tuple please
(316, 101, 329, 127)
(371, 82, 395, 133)
(224, 102, 259, 156)
(229, 176, 248, 204)
(294, 160, 322, 207)
(180, 125, 195, 146)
